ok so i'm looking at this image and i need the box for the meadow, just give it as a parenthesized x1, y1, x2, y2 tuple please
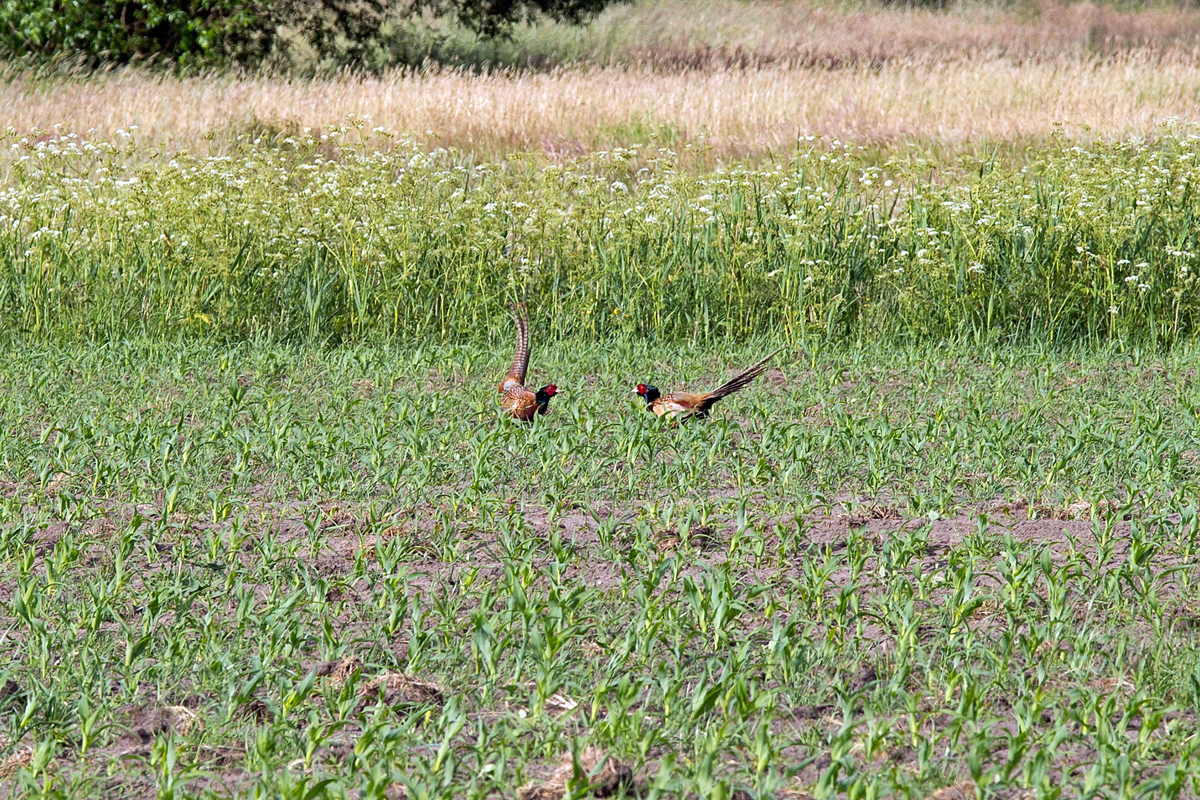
(7, 126, 1200, 347)
(8, 0, 1200, 795)
(12, 0, 1200, 162)
(10, 56, 1200, 164)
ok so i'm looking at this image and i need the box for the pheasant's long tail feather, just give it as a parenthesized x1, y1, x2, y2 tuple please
(697, 347, 783, 412)
(505, 303, 531, 388)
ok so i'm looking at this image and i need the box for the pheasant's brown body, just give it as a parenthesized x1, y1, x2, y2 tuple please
(638, 348, 782, 420)
(646, 391, 715, 419)
(499, 303, 556, 420)
(501, 386, 547, 421)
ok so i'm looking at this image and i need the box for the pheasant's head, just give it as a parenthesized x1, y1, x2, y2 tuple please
(635, 383, 660, 404)
(535, 384, 558, 409)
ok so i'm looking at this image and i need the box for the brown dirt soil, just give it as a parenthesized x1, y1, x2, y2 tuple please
(517, 747, 634, 800)
(0, 492, 1183, 797)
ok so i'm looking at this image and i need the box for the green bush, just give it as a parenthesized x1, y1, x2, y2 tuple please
(412, 0, 616, 39)
(0, 0, 624, 69)
(0, 0, 272, 67)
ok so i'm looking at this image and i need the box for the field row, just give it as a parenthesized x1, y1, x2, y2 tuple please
(2, 342, 1200, 797)
(2, 340, 1199, 534)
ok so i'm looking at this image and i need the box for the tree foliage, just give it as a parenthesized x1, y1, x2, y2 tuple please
(1, 0, 271, 66)
(0, 0, 621, 69)
(412, 0, 617, 38)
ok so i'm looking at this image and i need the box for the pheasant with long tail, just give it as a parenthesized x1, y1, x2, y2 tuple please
(499, 303, 557, 421)
(635, 348, 782, 420)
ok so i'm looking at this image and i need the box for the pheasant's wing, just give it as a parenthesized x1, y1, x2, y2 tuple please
(652, 392, 707, 418)
(501, 386, 540, 421)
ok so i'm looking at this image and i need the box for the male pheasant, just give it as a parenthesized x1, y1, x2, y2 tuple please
(635, 348, 782, 420)
(499, 303, 557, 421)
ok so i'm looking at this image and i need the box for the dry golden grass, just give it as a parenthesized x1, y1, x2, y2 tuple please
(570, 0, 1200, 68)
(7, 56, 1200, 160)
(7, 0, 1200, 161)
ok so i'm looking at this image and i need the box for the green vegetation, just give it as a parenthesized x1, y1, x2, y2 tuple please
(3, 339, 1200, 796)
(5, 128, 1200, 346)
(0, 0, 624, 70)
(8, 54, 1200, 794)
(0, 0, 276, 67)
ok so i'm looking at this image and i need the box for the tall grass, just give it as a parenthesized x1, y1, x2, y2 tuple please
(410, 0, 1200, 70)
(4, 126, 1200, 345)
(11, 0, 1200, 163)
(6, 53, 1200, 163)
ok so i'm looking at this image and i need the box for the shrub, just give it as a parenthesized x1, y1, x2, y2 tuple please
(0, 0, 272, 67)
(0, 0, 624, 69)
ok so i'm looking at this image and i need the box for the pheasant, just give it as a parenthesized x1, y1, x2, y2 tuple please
(635, 348, 782, 420)
(499, 303, 557, 421)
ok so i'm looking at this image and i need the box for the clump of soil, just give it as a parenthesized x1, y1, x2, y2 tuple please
(103, 705, 203, 758)
(927, 783, 976, 800)
(358, 673, 444, 707)
(0, 748, 33, 778)
(655, 524, 722, 552)
(314, 657, 363, 684)
(517, 747, 633, 800)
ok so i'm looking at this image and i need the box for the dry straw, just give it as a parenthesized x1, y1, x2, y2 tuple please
(6, 57, 1200, 161)
(6, 0, 1200, 160)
